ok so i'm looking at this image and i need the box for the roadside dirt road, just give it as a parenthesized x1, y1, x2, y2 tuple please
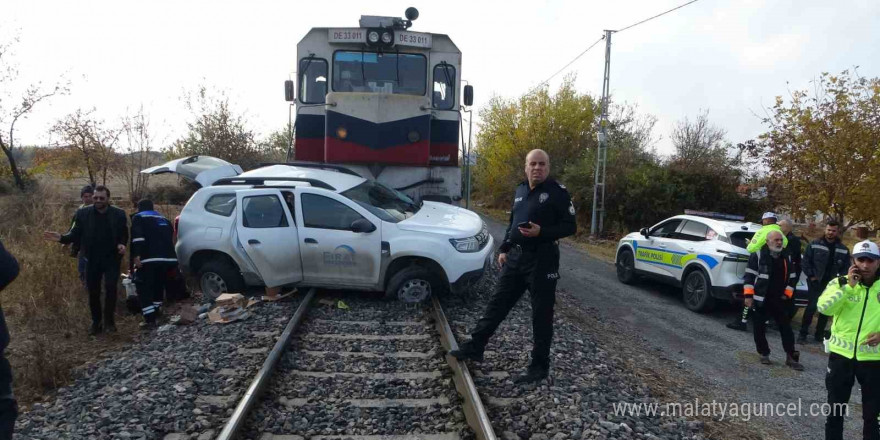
(483, 216, 861, 440)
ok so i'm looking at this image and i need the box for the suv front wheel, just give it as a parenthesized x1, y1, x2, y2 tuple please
(198, 260, 245, 300)
(385, 266, 443, 303)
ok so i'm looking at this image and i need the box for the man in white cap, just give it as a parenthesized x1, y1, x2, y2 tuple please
(727, 212, 789, 331)
(818, 239, 880, 440)
(747, 212, 788, 253)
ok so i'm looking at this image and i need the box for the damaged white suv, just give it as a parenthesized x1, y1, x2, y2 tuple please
(142, 156, 493, 302)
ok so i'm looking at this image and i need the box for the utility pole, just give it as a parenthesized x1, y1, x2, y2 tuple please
(590, 30, 613, 237)
(465, 108, 473, 209)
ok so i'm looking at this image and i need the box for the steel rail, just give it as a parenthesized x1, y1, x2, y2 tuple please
(215, 288, 317, 440)
(431, 295, 497, 440)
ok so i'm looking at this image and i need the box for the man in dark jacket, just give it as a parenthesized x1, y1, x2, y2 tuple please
(69, 185, 94, 286)
(779, 220, 802, 320)
(44, 185, 128, 335)
(743, 231, 803, 370)
(130, 200, 177, 328)
(799, 220, 850, 343)
(0, 240, 20, 439)
(450, 149, 577, 384)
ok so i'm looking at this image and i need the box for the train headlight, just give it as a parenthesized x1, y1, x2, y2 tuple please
(407, 130, 420, 143)
(336, 126, 348, 139)
(381, 32, 393, 44)
(368, 31, 380, 44)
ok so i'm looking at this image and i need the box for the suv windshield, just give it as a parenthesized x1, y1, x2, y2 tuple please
(332, 51, 426, 95)
(342, 180, 420, 223)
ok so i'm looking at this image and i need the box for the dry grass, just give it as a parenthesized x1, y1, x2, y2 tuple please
(0, 182, 183, 408)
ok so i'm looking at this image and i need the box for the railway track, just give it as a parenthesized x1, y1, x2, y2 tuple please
(215, 288, 497, 440)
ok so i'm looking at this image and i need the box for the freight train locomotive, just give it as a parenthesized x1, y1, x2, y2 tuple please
(285, 7, 472, 204)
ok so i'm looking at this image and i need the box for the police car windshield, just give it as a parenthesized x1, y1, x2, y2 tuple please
(332, 51, 427, 95)
(342, 180, 419, 223)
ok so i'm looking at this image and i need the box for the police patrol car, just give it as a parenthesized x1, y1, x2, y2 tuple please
(141, 156, 493, 302)
(615, 211, 809, 312)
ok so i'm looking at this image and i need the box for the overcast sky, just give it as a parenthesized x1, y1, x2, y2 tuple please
(3, 0, 879, 156)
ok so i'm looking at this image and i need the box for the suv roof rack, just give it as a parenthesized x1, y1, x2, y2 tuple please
(213, 177, 336, 191)
(683, 210, 745, 222)
(258, 162, 362, 177)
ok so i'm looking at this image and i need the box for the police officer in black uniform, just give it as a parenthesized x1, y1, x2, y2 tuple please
(450, 149, 577, 383)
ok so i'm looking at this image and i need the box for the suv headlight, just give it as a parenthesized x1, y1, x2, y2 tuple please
(450, 222, 490, 253)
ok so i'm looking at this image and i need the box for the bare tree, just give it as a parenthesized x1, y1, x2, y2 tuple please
(669, 110, 735, 171)
(50, 108, 121, 185)
(115, 106, 158, 203)
(0, 35, 67, 190)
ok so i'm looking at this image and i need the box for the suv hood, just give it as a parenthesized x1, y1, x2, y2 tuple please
(397, 202, 483, 236)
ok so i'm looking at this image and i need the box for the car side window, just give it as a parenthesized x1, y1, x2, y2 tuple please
(242, 195, 289, 228)
(677, 220, 710, 241)
(205, 193, 236, 217)
(281, 191, 296, 225)
(301, 193, 364, 230)
(650, 220, 681, 238)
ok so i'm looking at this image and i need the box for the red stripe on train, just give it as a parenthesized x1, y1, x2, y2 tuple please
(325, 138, 430, 165)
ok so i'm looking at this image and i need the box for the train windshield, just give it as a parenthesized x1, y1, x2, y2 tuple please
(332, 51, 426, 96)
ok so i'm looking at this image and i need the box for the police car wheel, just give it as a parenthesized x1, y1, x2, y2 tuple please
(616, 249, 637, 285)
(198, 260, 245, 300)
(682, 269, 715, 312)
(385, 266, 442, 303)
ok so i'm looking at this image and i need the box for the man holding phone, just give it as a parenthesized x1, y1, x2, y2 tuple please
(450, 149, 577, 384)
(818, 240, 880, 440)
(801, 221, 850, 343)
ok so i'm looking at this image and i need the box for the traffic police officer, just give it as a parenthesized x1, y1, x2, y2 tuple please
(818, 240, 880, 440)
(450, 149, 577, 383)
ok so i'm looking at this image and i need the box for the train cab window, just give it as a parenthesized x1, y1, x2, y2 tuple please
(299, 58, 328, 104)
(432, 64, 455, 110)
(332, 51, 426, 96)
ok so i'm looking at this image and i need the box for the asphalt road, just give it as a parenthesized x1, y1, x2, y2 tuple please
(483, 216, 862, 440)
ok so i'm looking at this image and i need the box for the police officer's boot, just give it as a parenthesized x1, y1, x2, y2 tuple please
(726, 320, 747, 331)
(449, 340, 485, 362)
(514, 362, 549, 384)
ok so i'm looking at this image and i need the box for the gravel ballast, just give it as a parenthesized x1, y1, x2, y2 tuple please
(15, 297, 302, 440)
(16, 258, 711, 440)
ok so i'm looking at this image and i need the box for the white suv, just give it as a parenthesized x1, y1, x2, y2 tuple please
(142, 156, 493, 302)
(615, 213, 808, 312)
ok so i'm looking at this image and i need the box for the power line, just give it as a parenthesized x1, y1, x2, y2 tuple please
(526, 36, 605, 95)
(524, 0, 700, 96)
(616, 0, 700, 33)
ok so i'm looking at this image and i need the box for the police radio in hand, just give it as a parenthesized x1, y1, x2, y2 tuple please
(849, 264, 861, 287)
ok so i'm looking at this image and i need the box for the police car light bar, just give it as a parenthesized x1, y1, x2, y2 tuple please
(683, 210, 746, 221)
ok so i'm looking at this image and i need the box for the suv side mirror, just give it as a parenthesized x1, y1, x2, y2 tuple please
(640, 227, 649, 239)
(350, 218, 376, 233)
(463, 85, 474, 106)
(284, 80, 295, 102)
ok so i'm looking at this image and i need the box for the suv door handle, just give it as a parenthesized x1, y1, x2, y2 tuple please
(304, 238, 318, 244)
(248, 239, 261, 245)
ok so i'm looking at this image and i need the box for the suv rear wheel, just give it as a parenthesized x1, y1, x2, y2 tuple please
(385, 266, 443, 303)
(682, 269, 715, 312)
(198, 260, 245, 300)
